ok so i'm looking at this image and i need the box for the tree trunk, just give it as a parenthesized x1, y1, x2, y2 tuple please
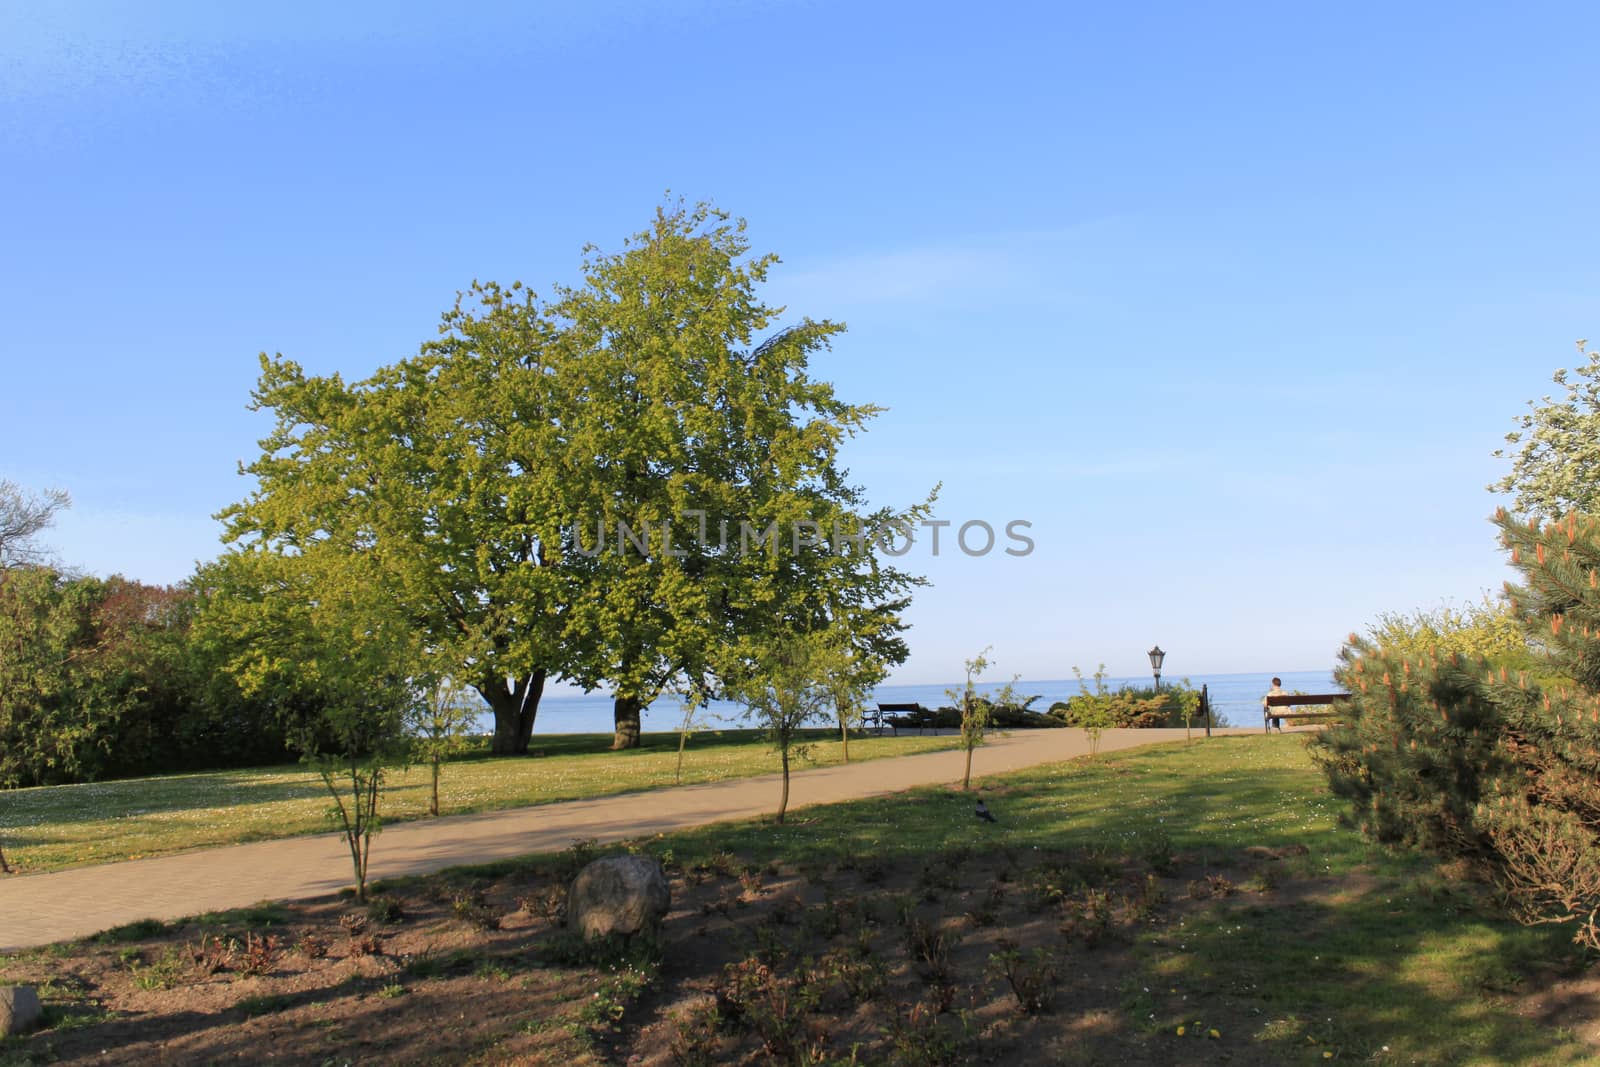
(840, 713, 851, 763)
(613, 693, 644, 750)
(430, 759, 441, 816)
(778, 745, 790, 824)
(0, 840, 10, 874)
(963, 744, 975, 791)
(482, 671, 546, 756)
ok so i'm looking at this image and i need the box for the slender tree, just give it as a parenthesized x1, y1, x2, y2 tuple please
(813, 628, 890, 763)
(946, 649, 1025, 791)
(728, 636, 831, 824)
(200, 548, 417, 900)
(409, 678, 480, 816)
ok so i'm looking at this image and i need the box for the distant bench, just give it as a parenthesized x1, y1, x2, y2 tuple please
(1263, 692, 1349, 732)
(874, 702, 928, 735)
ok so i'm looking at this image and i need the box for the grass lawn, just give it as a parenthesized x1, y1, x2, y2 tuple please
(0, 739, 1587, 1062)
(1, 735, 1589, 1065)
(0, 729, 961, 873)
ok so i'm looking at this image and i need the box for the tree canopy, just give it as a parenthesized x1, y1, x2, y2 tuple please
(0, 480, 69, 569)
(1492, 339, 1600, 519)
(221, 201, 925, 753)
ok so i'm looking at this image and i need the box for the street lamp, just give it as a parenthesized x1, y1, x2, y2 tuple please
(1148, 645, 1165, 691)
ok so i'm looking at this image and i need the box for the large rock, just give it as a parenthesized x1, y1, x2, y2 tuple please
(568, 855, 670, 940)
(0, 986, 42, 1036)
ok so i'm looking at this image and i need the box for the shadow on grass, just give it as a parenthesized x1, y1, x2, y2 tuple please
(1155, 878, 1586, 1063)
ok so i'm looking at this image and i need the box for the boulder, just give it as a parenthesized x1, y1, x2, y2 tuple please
(0, 986, 41, 1036)
(568, 855, 670, 940)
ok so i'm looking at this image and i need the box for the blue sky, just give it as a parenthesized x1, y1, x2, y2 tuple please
(2, 1, 1596, 684)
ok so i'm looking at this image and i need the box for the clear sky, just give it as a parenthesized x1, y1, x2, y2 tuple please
(3, 1, 1596, 685)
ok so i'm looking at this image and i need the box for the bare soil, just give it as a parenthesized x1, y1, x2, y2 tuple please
(1, 836, 1592, 1066)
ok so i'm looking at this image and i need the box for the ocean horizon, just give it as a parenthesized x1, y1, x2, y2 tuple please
(474, 669, 1338, 737)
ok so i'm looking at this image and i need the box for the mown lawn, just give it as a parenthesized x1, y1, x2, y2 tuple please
(0, 729, 961, 873)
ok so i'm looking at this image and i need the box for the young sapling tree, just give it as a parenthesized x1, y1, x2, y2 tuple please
(409, 678, 480, 816)
(729, 636, 830, 824)
(672, 687, 719, 785)
(947, 648, 1026, 791)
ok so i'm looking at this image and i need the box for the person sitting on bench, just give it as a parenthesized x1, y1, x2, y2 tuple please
(1263, 676, 1287, 732)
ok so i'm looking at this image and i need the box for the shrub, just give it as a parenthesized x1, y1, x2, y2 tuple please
(237, 932, 284, 976)
(365, 895, 405, 925)
(190, 934, 234, 976)
(886, 1001, 968, 1066)
(451, 889, 501, 931)
(1312, 510, 1600, 950)
(668, 1001, 724, 1066)
(823, 944, 886, 1002)
(986, 942, 1061, 1014)
(712, 956, 824, 1060)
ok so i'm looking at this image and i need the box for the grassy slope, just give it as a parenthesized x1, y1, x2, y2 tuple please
(637, 734, 1587, 1065)
(0, 729, 961, 873)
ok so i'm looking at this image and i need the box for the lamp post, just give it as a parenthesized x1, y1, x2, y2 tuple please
(1148, 645, 1165, 692)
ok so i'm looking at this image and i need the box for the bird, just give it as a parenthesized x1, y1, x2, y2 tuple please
(974, 799, 998, 823)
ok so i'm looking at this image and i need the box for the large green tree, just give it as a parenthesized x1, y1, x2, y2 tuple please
(221, 282, 575, 754)
(224, 201, 925, 754)
(551, 202, 924, 747)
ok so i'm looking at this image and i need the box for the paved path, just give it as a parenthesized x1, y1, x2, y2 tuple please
(0, 727, 1251, 950)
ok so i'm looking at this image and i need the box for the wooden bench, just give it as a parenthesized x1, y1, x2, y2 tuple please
(1263, 692, 1348, 732)
(875, 702, 928, 735)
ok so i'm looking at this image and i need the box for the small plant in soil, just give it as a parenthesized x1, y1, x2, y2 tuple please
(190, 934, 235, 976)
(347, 933, 382, 957)
(712, 956, 825, 1061)
(295, 933, 330, 960)
(517, 885, 567, 924)
(887, 1000, 969, 1067)
(668, 1001, 724, 1066)
(130, 946, 187, 991)
(987, 941, 1061, 1015)
(574, 963, 656, 1046)
(236, 932, 284, 977)
(905, 917, 959, 989)
(451, 889, 501, 931)
(1188, 874, 1237, 900)
(823, 944, 887, 1003)
(1248, 864, 1284, 893)
(1059, 888, 1115, 947)
(365, 895, 405, 924)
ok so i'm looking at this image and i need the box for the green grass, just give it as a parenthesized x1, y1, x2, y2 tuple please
(625, 735, 1589, 1065)
(0, 729, 959, 873)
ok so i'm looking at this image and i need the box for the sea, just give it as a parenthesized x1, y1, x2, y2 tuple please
(474, 669, 1338, 737)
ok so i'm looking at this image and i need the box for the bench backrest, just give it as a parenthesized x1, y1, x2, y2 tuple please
(1263, 693, 1348, 708)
